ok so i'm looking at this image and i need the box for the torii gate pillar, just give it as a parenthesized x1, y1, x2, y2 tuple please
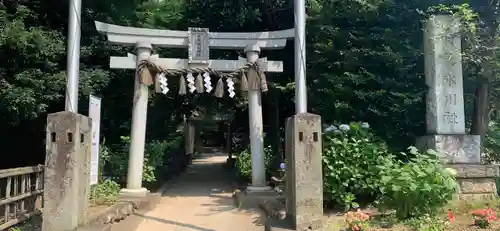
(121, 42, 152, 197)
(245, 44, 270, 191)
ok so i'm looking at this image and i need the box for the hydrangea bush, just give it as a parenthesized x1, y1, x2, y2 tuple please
(322, 122, 457, 214)
(323, 122, 394, 210)
(235, 145, 274, 181)
(377, 147, 457, 219)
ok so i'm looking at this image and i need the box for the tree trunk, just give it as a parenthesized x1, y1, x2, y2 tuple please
(470, 76, 490, 155)
(470, 2, 498, 154)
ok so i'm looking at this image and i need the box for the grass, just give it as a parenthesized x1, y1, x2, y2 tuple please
(322, 199, 500, 230)
(7, 216, 41, 231)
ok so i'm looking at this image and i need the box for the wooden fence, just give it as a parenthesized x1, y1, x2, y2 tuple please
(0, 165, 44, 230)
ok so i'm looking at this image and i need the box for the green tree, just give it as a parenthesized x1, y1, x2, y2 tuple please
(308, 0, 430, 149)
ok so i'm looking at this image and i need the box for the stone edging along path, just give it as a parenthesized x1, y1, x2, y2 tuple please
(76, 154, 190, 231)
(76, 186, 170, 231)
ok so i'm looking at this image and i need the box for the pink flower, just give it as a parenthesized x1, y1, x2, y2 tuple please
(448, 209, 455, 223)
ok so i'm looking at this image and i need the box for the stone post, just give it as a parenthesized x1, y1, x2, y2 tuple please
(417, 15, 499, 199)
(282, 113, 323, 230)
(245, 44, 270, 191)
(120, 42, 152, 197)
(43, 112, 92, 231)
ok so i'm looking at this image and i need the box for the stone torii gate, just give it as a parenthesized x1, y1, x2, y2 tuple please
(94, 21, 294, 197)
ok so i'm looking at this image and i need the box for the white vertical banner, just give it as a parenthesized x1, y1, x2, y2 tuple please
(89, 95, 102, 185)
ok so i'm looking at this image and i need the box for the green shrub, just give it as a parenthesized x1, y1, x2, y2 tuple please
(377, 147, 457, 219)
(322, 122, 456, 215)
(483, 121, 500, 164)
(99, 142, 111, 183)
(103, 134, 183, 185)
(235, 145, 274, 182)
(143, 138, 179, 183)
(235, 148, 251, 181)
(322, 122, 394, 210)
(105, 136, 131, 183)
(90, 179, 121, 205)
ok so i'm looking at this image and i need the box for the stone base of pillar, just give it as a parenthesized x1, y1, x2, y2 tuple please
(119, 188, 149, 198)
(447, 164, 500, 200)
(416, 134, 480, 164)
(416, 135, 498, 200)
(233, 187, 281, 209)
(265, 217, 322, 231)
(262, 197, 323, 231)
(246, 185, 273, 192)
(265, 218, 295, 231)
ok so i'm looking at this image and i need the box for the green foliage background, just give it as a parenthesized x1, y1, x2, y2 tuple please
(9, 1, 500, 230)
(2, 0, 500, 184)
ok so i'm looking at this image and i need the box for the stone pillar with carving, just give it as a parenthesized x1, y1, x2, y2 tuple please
(284, 113, 323, 230)
(43, 112, 92, 231)
(416, 14, 499, 199)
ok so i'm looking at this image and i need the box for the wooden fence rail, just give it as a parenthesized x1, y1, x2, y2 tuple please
(0, 165, 44, 230)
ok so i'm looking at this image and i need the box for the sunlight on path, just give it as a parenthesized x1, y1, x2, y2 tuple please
(134, 152, 263, 231)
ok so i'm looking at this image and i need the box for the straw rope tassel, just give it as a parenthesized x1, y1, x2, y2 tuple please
(178, 74, 187, 95)
(247, 67, 260, 91)
(240, 70, 249, 92)
(214, 77, 224, 98)
(195, 73, 204, 93)
(140, 67, 154, 86)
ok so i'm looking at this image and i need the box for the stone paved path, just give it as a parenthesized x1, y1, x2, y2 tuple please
(133, 152, 263, 231)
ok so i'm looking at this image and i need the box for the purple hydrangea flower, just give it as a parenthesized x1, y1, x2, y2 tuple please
(280, 163, 286, 170)
(339, 124, 350, 131)
(324, 125, 337, 132)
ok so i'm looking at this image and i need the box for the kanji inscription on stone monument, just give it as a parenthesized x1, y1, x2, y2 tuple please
(417, 15, 481, 165)
(424, 15, 465, 135)
(444, 93, 456, 106)
(443, 73, 457, 86)
(443, 112, 459, 124)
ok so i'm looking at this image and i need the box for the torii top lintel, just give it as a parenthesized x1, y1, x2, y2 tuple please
(94, 21, 294, 50)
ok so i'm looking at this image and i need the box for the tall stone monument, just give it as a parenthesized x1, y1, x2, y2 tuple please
(43, 112, 92, 231)
(417, 15, 499, 199)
